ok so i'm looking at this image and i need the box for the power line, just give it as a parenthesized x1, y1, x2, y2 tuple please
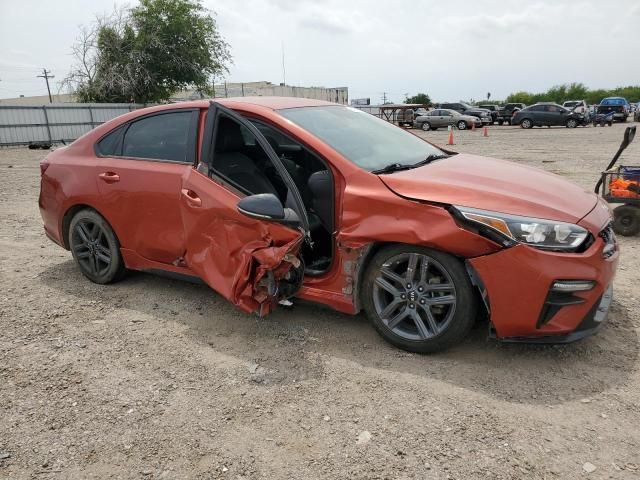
(36, 68, 55, 103)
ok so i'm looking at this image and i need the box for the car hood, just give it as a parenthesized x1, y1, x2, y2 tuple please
(379, 153, 598, 223)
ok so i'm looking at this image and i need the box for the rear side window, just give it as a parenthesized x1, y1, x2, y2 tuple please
(122, 112, 194, 162)
(96, 111, 197, 162)
(96, 126, 124, 156)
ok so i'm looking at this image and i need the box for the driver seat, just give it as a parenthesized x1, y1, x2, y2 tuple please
(213, 117, 279, 196)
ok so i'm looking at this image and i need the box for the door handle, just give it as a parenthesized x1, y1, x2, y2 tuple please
(98, 172, 120, 183)
(181, 188, 202, 207)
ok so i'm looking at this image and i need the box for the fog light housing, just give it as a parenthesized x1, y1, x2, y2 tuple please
(551, 280, 595, 292)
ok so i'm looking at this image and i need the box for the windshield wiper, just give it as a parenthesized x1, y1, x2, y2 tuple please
(417, 153, 449, 165)
(371, 163, 415, 174)
(372, 154, 449, 175)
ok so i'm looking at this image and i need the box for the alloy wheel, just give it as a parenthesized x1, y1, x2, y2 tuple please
(372, 252, 457, 341)
(457, 121, 467, 130)
(421, 122, 431, 131)
(71, 220, 112, 276)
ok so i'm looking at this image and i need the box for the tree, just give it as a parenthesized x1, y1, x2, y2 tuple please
(405, 93, 431, 105)
(505, 82, 640, 105)
(64, 0, 231, 103)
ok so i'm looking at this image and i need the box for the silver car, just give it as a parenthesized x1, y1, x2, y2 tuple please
(413, 109, 483, 131)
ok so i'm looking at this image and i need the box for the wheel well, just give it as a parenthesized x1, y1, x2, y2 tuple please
(352, 242, 489, 321)
(352, 242, 391, 313)
(61, 204, 114, 250)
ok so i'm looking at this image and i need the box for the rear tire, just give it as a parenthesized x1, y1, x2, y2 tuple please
(421, 122, 431, 131)
(612, 205, 640, 236)
(362, 245, 478, 353)
(69, 209, 126, 284)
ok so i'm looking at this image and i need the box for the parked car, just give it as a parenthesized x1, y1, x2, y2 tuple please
(414, 109, 482, 131)
(478, 104, 501, 124)
(597, 97, 630, 122)
(635, 104, 640, 122)
(562, 100, 588, 115)
(437, 102, 492, 125)
(496, 103, 526, 125)
(513, 103, 585, 128)
(39, 97, 618, 353)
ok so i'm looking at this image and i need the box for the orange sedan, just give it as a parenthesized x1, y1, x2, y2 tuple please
(39, 97, 618, 352)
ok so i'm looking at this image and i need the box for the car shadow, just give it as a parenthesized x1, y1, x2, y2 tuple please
(40, 260, 639, 405)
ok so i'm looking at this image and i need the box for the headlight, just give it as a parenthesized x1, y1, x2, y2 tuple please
(452, 206, 590, 251)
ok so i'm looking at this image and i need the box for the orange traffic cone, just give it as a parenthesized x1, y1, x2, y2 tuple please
(447, 127, 455, 145)
(483, 126, 488, 137)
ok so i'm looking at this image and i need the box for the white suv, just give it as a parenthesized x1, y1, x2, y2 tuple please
(562, 100, 588, 114)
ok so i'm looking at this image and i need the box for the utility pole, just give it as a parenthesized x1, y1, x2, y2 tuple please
(37, 68, 54, 103)
(281, 41, 286, 86)
(381, 92, 387, 104)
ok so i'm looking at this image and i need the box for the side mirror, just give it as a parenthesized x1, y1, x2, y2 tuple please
(237, 193, 300, 226)
(621, 126, 636, 150)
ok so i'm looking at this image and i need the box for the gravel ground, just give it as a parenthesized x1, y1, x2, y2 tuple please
(1, 123, 639, 479)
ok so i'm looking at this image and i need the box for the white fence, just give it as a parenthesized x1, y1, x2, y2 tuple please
(0, 104, 143, 147)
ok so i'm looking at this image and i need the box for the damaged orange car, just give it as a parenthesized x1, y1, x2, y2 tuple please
(39, 97, 618, 352)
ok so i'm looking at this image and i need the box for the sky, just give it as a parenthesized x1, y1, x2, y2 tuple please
(1, 0, 640, 103)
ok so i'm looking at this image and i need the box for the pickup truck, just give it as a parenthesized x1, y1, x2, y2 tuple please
(478, 105, 500, 124)
(597, 97, 630, 122)
(496, 103, 526, 125)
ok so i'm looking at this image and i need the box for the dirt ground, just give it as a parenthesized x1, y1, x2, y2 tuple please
(1, 122, 639, 479)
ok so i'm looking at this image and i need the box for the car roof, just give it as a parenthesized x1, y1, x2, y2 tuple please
(128, 96, 340, 115)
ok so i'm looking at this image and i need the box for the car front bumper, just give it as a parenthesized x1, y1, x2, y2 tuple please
(468, 209, 618, 341)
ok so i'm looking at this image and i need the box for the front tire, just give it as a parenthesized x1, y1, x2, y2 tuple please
(457, 120, 467, 130)
(362, 245, 478, 353)
(613, 205, 640, 236)
(69, 209, 126, 284)
(566, 118, 578, 128)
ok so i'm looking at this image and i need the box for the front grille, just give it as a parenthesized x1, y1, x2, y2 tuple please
(600, 224, 616, 258)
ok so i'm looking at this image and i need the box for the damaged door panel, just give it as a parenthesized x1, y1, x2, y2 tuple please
(180, 167, 305, 314)
(179, 101, 309, 315)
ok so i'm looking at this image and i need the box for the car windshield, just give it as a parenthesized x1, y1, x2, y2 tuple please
(278, 106, 444, 171)
(564, 101, 579, 107)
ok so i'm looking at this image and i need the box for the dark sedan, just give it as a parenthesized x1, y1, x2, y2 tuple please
(513, 103, 585, 129)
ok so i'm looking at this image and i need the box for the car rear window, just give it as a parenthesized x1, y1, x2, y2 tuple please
(601, 98, 626, 106)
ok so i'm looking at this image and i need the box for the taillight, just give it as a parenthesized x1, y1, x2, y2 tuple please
(40, 160, 50, 176)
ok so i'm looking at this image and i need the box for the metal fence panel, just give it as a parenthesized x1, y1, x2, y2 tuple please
(0, 104, 143, 146)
